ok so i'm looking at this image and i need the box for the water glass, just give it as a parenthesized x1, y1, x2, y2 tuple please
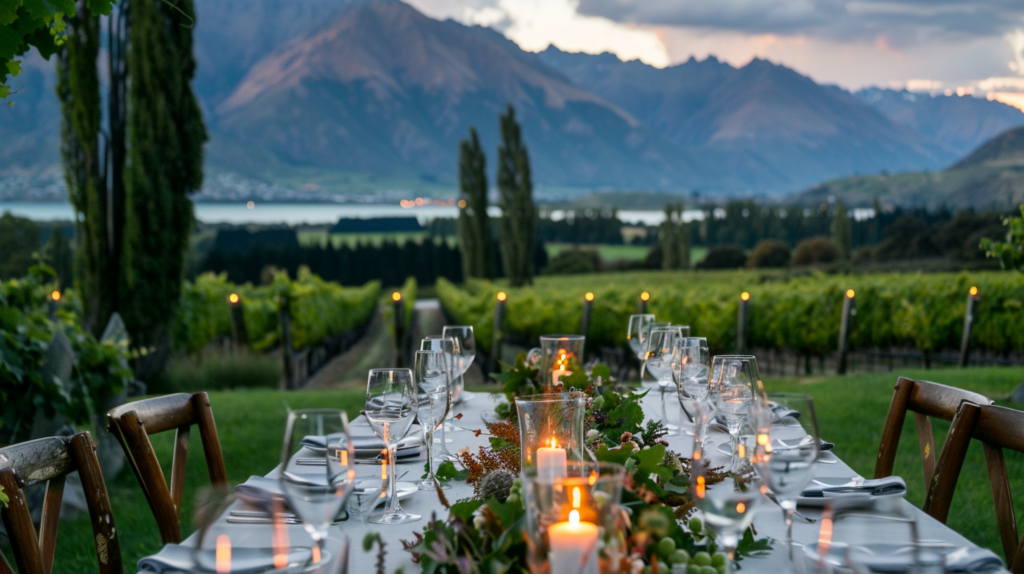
(414, 350, 451, 491)
(421, 335, 460, 461)
(442, 325, 475, 410)
(365, 368, 420, 524)
(626, 314, 655, 359)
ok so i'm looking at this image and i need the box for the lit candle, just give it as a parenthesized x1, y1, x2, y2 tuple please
(216, 535, 231, 573)
(551, 351, 572, 385)
(536, 438, 567, 480)
(548, 509, 599, 574)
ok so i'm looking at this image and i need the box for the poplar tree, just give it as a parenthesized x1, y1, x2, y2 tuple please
(661, 204, 679, 270)
(497, 106, 536, 286)
(676, 205, 692, 270)
(120, 0, 206, 368)
(832, 200, 853, 261)
(456, 127, 493, 279)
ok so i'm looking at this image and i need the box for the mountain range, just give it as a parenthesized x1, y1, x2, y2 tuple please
(2, 0, 1023, 202)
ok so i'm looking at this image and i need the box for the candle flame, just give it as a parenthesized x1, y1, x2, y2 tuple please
(572, 487, 581, 509)
(549, 437, 558, 449)
(756, 434, 769, 446)
(216, 535, 231, 573)
(846, 289, 855, 299)
(569, 509, 580, 525)
(740, 291, 750, 302)
(51, 290, 61, 301)
(497, 291, 507, 302)
(970, 286, 978, 296)
(640, 291, 650, 301)
(228, 293, 239, 304)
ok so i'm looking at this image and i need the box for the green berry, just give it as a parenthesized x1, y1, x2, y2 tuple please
(657, 537, 677, 558)
(701, 567, 717, 574)
(711, 554, 726, 568)
(643, 567, 652, 574)
(686, 565, 703, 574)
(659, 562, 670, 574)
(715, 567, 726, 574)
(692, 552, 712, 567)
(688, 517, 703, 534)
(669, 550, 691, 565)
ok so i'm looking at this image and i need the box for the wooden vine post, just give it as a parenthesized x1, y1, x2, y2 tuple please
(736, 291, 750, 353)
(492, 291, 507, 369)
(637, 291, 650, 314)
(837, 289, 855, 374)
(581, 292, 594, 343)
(228, 292, 249, 350)
(392, 291, 406, 367)
(959, 286, 980, 368)
(278, 294, 295, 390)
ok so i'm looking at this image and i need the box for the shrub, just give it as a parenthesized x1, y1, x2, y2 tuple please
(792, 236, 840, 266)
(159, 350, 282, 393)
(747, 240, 790, 268)
(544, 249, 602, 275)
(696, 245, 747, 269)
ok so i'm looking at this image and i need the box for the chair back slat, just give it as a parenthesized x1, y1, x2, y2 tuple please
(874, 377, 990, 494)
(0, 432, 122, 574)
(928, 402, 1024, 572)
(107, 392, 227, 544)
(170, 425, 191, 513)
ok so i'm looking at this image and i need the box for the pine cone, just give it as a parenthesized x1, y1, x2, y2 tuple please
(477, 469, 515, 502)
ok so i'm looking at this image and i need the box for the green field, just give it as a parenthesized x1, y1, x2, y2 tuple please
(14, 366, 1024, 571)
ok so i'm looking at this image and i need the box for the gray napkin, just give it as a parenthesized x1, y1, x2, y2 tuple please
(138, 543, 313, 573)
(801, 476, 906, 498)
(944, 547, 1005, 573)
(300, 432, 422, 459)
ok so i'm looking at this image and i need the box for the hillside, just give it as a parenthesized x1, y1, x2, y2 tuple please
(797, 125, 1024, 210)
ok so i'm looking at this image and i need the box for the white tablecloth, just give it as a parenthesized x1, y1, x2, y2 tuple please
(152, 387, 987, 573)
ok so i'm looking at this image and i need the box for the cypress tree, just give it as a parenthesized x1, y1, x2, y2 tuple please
(120, 0, 206, 371)
(676, 205, 692, 270)
(496, 105, 536, 287)
(832, 200, 853, 260)
(457, 127, 493, 279)
(662, 204, 679, 270)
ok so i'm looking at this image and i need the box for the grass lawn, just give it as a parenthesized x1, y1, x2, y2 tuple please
(543, 244, 709, 265)
(11, 366, 1024, 571)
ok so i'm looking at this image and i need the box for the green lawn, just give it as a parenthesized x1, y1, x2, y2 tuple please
(543, 243, 708, 265)
(10, 367, 1024, 571)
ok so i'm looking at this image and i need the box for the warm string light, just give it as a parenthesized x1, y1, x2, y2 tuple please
(228, 293, 239, 304)
(497, 291, 507, 302)
(970, 286, 979, 296)
(392, 292, 402, 302)
(584, 292, 594, 302)
(740, 291, 750, 302)
(846, 289, 855, 299)
(640, 292, 650, 301)
(50, 290, 61, 302)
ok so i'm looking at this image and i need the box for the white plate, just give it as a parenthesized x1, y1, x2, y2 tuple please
(456, 391, 477, 404)
(353, 479, 417, 499)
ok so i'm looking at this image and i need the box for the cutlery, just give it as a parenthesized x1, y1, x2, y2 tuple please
(764, 491, 817, 524)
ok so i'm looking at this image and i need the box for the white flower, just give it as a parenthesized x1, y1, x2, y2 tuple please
(457, 447, 471, 457)
(472, 505, 487, 530)
(586, 429, 599, 439)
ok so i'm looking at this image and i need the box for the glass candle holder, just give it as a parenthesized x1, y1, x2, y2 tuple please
(515, 392, 587, 477)
(526, 335, 586, 391)
(522, 462, 626, 574)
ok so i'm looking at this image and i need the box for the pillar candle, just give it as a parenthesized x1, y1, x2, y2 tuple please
(536, 439, 567, 480)
(548, 510, 599, 574)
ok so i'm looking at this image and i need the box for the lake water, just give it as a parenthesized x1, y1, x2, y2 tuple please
(0, 202, 684, 226)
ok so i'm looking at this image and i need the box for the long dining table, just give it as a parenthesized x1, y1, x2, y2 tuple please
(144, 385, 998, 574)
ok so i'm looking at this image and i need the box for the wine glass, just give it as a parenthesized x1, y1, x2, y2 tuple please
(637, 321, 672, 364)
(751, 393, 820, 573)
(365, 368, 420, 524)
(644, 326, 681, 434)
(627, 314, 655, 359)
(421, 335, 461, 462)
(442, 325, 475, 429)
(672, 337, 709, 436)
(710, 355, 764, 472)
(690, 400, 764, 574)
(280, 409, 356, 562)
(414, 350, 451, 491)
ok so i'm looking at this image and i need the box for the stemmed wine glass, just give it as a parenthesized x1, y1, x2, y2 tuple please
(280, 409, 357, 563)
(690, 399, 765, 574)
(441, 325, 475, 431)
(365, 368, 420, 524)
(710, 355, 764, 472)
(751, 394, 820, 573)
(672, 336, 710, 436)
(421, 336, 461, 462)
(627, 314, 655, 360)
(644, 326, 682, 434)
(414, 350, 451, 491)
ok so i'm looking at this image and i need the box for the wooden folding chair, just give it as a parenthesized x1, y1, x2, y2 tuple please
(873, 377, 990, 495)
(925, 403, 1024, 572)
(0, 432, 122, 574)
(106, 392, 228, 544)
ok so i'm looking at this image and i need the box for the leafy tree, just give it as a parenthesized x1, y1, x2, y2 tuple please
(1, 0, 113, 105)
(792, 236, 840, 266)
(832, 200, 852, 260)
(696, 244, 747, 269)
(747, 239, 790, 268)
(981, 205, 1024, 271)
(0, 211, 40, 278)
(456, 127, 493, 279)
(43, 225, 74, 290)
(496, 105, 536, 287)
(676, 205, 691, 269)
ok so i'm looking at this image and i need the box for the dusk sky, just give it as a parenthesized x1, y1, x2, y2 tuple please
(407, 0, 1024, 110)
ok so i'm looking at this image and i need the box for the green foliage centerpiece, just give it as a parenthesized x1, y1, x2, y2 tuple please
(402, 348, 771, 574)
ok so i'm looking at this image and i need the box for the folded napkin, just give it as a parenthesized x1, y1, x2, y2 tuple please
(944, 547, 1005, 573)
(770, 402, 801, 421)
(138, 543, 313, 574)
(801, 476, 906, 499)
(301, 432, 422, 459)
(234, 475, 291, 503)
